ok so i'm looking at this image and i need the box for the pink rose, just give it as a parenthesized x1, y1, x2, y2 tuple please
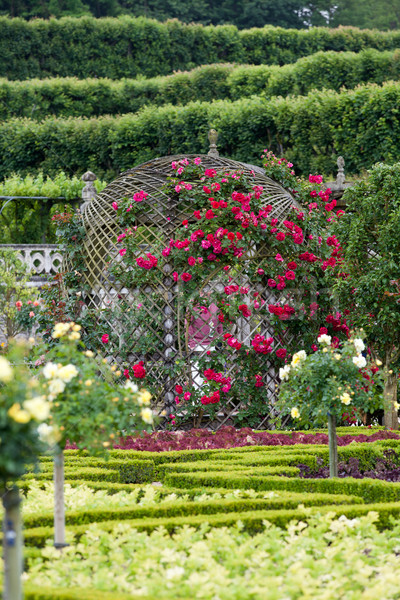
(112, 202, 118, 210)
(188, 256, 196, 266)
(101, 334, 109, 344)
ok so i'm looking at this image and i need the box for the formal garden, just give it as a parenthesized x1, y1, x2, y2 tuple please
(2, 12, 400, 600)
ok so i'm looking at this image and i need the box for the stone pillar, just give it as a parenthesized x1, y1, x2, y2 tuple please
(81, 171, 97, 211)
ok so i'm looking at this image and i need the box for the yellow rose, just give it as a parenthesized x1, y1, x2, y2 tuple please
(291, 407, 300, 419)
(8, 403, 31, 424)
(23, 396, 50, 421)
(138, 390, 152, 406)
(0, 357, 13, 382)
(141, 408, 153, 424)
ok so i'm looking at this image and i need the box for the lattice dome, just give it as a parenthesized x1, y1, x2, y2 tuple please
(77, 152, 302, 430)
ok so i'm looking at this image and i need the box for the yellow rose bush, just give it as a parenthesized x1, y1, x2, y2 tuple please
(37, 321, 154, 453)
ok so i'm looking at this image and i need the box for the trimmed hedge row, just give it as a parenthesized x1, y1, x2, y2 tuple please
(164, 471, 400, 503)
(20, 501, 400, 546)
(2, 80, 400, 179)
(21, 588, 137, 600)
(2, 49, 399, 120)
(23, 491, 360, 529)
(3, 17, 400, 81)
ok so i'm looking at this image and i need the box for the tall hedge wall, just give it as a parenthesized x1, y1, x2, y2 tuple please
(1, 49, 400, 120)
(3, 16, 400, 80)
(1, 80, 399, 179)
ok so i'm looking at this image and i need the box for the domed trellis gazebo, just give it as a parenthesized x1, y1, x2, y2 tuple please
(77, 134, 302, 430)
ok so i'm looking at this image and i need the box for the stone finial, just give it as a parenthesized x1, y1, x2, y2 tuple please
(81, 171, 97, 208)
(336, 156, 345, 188)
(207, 129, 219, 157)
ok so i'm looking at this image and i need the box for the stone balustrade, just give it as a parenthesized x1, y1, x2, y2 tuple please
(0, 244, 62, 286)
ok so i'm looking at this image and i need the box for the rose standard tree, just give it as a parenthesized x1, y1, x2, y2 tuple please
(277, 333, 381, 476)
(36, 321, 154, 548)
(0, 342, 50, 600)
(332, 163, 400, 429)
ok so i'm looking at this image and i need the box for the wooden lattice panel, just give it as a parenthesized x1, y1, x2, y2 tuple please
(76, 154, 301, 430)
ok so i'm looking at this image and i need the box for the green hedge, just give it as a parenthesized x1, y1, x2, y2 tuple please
(3, 17, 400, 80)
(23, 491, 360, 530)
(3, 81, 400, 179)
(20, 501, 400, 546)
(2, 48, 399, 120)
(22, 587, 143, 600)
(164, 471, 400, 503)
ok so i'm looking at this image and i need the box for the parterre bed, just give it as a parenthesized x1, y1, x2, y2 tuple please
(6, 427, 400, 599)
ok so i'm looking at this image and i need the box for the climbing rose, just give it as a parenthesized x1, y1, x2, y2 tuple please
(101, 334, 109, 344)
(132, 361, 146, 379)
(181, 272, 192, 282)
(276, 348, 287, 359)
(238, 304, 251, 317)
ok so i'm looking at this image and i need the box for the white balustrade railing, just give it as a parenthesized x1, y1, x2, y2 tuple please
(0, 244, 62, 285)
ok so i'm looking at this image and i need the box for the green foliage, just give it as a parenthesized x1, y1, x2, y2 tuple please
(2, 48, 400, 120)
(0, 342, 47, 483)
(18, 512, 400, 597)
(3, 17, 400, 81)
(0, 249, 38, 340)
(3, 80, 400, 179)
(0, 172, 107, 243)
(333, 163, 400, 370)
(0, 171, 107, 199)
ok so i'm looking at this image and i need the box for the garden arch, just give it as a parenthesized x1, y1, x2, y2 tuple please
(77, 147, 301, 429)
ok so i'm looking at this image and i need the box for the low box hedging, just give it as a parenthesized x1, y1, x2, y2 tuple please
(22, 491, 361, 530)
(164, 471, 400, 503)
(2, 48, 399, 121)
(20, 501, 400, 546)
(3, 81, 400, 179)
(22, 586, 142, 600)
(2, 17, 400, 81)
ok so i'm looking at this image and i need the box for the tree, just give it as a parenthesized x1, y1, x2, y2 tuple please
(332, 163, 400, 429)
(330, 0, 400, 30)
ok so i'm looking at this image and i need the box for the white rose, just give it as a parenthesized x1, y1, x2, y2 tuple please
(43, 362, 60, 380)
(353, 355, 367, 369)
(141, 407, 153, 424)
(340, 392, 352, 406)
(291, 351, 307, 369)
(57, 364, 78, 383)
(279, 365, 291, 380)
(353, 338, 365, 354)
(23, 396, 51, 421)
(124, 380, 138, 393)
(0, 357, 13, 382)
(137, 390, 151, 406)
(317, 334, 332, 345)
(37, 423, 61, 446)
(48, 378, 66, 396)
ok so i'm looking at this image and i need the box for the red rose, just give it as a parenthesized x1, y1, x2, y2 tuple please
(175, 384, 183, 394)
(101, 334, 109, 344)
(285, 270, 296, 280)
(132, 361, 146, 379)
(181, 272, 192, 282)
(276, 232, 285, 241)
(188, 256, 196, 266)
(287, 261, 297, 270)
(276, 348, 287, 359)
(238, 304, 251, 318)
(205, 209, 215, 219)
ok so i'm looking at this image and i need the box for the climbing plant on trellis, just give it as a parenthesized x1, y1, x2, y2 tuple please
(57, 146, 346, 430)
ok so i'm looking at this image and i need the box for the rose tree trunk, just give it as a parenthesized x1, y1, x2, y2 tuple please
(383, 371, 399, 430)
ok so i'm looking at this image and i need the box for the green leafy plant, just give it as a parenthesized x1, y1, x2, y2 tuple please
(332, 162, 400, 429)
